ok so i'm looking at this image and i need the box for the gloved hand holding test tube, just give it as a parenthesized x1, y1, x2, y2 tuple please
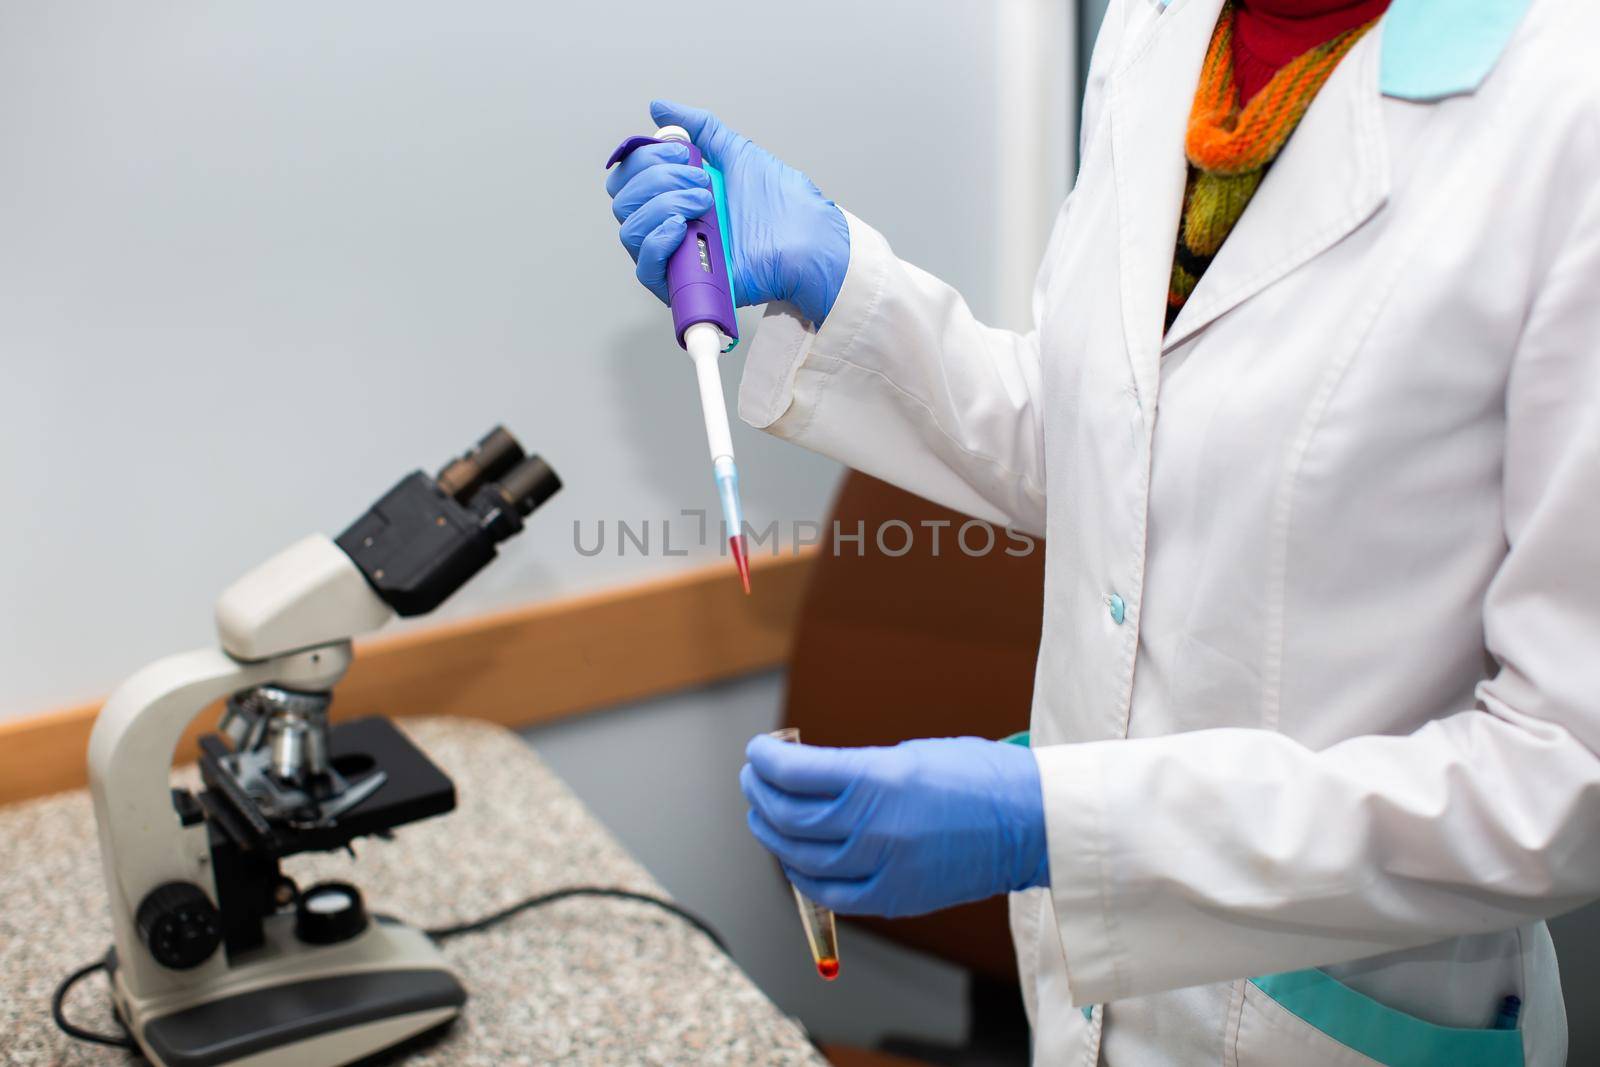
(769, 727, 841, 981)
(605, 124, 751, 593)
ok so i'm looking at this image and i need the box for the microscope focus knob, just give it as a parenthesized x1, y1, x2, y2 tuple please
(136, 882, 222, 970)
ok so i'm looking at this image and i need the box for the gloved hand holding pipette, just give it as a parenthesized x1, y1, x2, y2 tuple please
(740, 734, 1049, 919)
(605, 103, 849, 594)
(605, 100, 850, 327)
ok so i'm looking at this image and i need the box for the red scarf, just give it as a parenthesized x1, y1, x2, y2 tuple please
(1233, 0, 1391, 102)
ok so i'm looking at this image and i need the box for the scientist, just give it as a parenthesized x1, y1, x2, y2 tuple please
(604, 0, 1598, 1063)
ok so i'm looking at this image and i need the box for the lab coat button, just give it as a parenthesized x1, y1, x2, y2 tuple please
(1108, 593, 1125, 625)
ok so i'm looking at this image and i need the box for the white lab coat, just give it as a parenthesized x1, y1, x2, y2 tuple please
(736, 0, 1600, 1063)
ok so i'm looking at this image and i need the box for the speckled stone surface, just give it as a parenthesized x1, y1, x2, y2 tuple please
(0, 717, 825, 1066)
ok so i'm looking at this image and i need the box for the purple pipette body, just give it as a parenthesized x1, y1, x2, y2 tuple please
(606, 134, 739, 348)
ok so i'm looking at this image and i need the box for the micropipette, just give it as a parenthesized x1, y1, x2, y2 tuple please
(770, 728, 841, 981)
(606, 125, 751, 594)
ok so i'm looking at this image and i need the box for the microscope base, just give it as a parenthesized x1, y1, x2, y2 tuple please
(111, 916, 464, 1067)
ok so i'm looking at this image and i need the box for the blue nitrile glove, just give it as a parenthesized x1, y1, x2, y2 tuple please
(739, 735, 1049, 918)
(604, 100, 850, 326)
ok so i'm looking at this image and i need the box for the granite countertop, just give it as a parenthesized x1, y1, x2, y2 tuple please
(0, 716, 825, 1066)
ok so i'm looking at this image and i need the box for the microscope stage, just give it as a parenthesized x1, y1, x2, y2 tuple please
(199, 715, 456, 858)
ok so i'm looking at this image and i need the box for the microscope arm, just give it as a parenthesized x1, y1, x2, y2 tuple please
(88, 643, 352, 995)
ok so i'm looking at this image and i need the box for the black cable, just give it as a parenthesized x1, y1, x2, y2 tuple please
(422, 886, 730, 954)
(51, 955, 135, 1051)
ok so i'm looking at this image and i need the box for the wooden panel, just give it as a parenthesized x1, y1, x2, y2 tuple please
(0, 550, 814, 806)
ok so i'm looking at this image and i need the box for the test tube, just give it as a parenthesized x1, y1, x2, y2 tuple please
(769, 727, 841, 981)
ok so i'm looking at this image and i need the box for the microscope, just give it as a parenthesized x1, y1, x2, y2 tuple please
(87, 427, 560, 1067)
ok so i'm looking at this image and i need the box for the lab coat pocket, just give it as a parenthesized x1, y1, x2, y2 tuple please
(1232, 970, 1523, 1067)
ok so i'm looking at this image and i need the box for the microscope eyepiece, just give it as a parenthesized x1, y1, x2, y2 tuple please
(435, 425, 524, 502)
(493, 455, 562, 518)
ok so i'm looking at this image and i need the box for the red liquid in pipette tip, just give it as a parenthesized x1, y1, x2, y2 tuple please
(816, 957, 840, 981)
(729, 535, 751, 595)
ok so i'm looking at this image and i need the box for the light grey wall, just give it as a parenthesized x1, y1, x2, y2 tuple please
(0, 0, 1003, 719)
(524, 672, 969, 1050)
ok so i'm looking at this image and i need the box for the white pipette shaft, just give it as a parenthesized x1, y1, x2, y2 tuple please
(685, 322, 734, 466)
(685, 322, 747, 582)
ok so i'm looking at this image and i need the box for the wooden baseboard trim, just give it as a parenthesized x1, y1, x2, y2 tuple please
(0, 550, 815, 806)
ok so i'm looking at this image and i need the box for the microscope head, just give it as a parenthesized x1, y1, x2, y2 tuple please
(214, 426, 562, 661)
(335, 427, 561, 618)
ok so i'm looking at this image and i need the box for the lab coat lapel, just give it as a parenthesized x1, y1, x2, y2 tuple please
(1108, 0, 1225, 422)
(1162, 24, 1391, 350)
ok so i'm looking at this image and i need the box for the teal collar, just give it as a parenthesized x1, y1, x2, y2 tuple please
(1152, 0, 1532, 102)
(1379, 0, 1531, 101)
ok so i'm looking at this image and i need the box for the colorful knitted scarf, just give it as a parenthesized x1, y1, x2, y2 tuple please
(1165, 3, 1378, 330)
